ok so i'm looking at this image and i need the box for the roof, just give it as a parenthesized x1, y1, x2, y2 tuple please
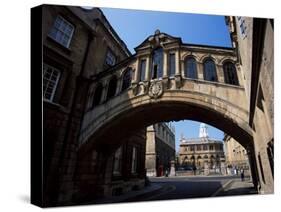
(180, 137, 223, 145)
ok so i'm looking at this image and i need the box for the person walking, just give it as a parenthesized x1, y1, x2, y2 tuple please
(240, 169, 245, 181)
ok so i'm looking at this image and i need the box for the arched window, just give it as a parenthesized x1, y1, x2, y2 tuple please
(92, 83, 103, 108)
(223, 62, 239, 85)
(106, 76, 117, 100)
(203, 59, 217, 82)
(121, 68, 132, 91)
(151, 48, 163, 79)
(185, 57, 197, 79)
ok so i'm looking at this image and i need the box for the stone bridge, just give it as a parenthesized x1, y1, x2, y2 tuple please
(78, 31, 253, 154)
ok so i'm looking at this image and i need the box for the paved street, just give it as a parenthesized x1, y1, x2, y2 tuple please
(125, 175, 255, 202)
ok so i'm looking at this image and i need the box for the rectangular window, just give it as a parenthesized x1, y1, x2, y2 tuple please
(190, 145, 195, 151)
(169, 53, 175, 77)
(131, 147, 137, 174)
(49, 16, 74, 48)
(203, 145, 208, 151)
(43, 63, 61, 102)
(113, 146, 123, 176)
(197, 145, 201, 151)
(237, 17, 247, 38)
(105, 49, 116, 66)
(210, 145, 214, 150)
(140, 59, 146, 81)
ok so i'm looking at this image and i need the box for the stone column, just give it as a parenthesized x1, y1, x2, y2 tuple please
(217, 64, 225, 83)
(145, 56, 151, 81)
(175, 50, 180, 76)
(163, 51, 168, 78)
(133, 57, 140, 83)
(175, 50, 182, 88)
(197, 62, 204, 80)
(145, 125, 157, 177)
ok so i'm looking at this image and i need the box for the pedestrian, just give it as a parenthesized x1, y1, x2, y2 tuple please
(240, 169, 245, 181)
(165, 168, 169, 177)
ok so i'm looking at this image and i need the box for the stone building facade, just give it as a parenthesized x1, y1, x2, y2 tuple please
(37, 5, 147, 206)
(224, 135, 250, 175)
(32, 5, 274, 206)
(145, 123, 176, 177)
(179, 124, 225, 175)
(226, 16, 274, 194)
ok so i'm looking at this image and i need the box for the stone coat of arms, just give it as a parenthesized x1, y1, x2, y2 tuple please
(148, 81, 163, 99)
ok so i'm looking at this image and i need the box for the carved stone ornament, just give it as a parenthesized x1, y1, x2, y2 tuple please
(148, 81, 163, 99)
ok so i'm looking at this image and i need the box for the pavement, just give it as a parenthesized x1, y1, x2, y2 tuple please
(90, 183, 163, 204)
(214, 178, 258, 196)
(89, 175, 257, 204)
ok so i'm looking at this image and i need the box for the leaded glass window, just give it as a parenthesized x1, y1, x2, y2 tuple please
(223, 62, 239, 85)
(185, 57, 197, 79)
(203, 59, 217, 82)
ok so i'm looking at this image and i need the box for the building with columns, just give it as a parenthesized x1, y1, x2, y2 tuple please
(179, 124, 225, 175)
(145, 123, 176, 177)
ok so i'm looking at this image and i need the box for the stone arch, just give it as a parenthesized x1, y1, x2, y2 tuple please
(219, 56, 236, 66)
(78, 93, 253, 158)
(199, 54, 218, 64)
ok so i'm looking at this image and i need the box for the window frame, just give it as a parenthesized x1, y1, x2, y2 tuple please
(113, 146, 123, 176)
(184, 57, 198, 79)
(43, 63, 61, 102)
(203, 59, 218, 82)
(48, 15, 75, 48)
(105, 48, 117, 66)
(223, 61, 239, 86)
(121, 68, 132, 91)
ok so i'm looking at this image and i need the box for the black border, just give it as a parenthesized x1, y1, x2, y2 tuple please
(31, 5, 43, 207)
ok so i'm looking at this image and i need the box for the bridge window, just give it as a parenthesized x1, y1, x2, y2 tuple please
(43, 63, 61, 102)
(151, 48, 163, 79)
(203, 59, 217, 82)
(106, 76, 117, 100)
(223, 62, 239, 85)
(92, 83, 103, 108)
(121, 68, 132, 91)
(139, 59, 146, 81)
(169, 53, 176, 77)
(185, 57, 197, 79)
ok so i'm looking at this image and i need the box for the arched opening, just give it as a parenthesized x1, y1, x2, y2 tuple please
(76, 100, 258, 202)
(203, 58, 217, 82)
(92, 83, 103, 108)
(223, 61, 239, 85)
(185, 57, 198, 79)
(106, 75, 118, 100)
(121, 68, 132, 91)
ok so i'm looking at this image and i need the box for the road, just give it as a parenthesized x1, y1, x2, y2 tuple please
(126, 175, 243, 202)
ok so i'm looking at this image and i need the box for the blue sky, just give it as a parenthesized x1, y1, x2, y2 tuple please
(101, 7, 232, 53)
(101, 7, 227, 151)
